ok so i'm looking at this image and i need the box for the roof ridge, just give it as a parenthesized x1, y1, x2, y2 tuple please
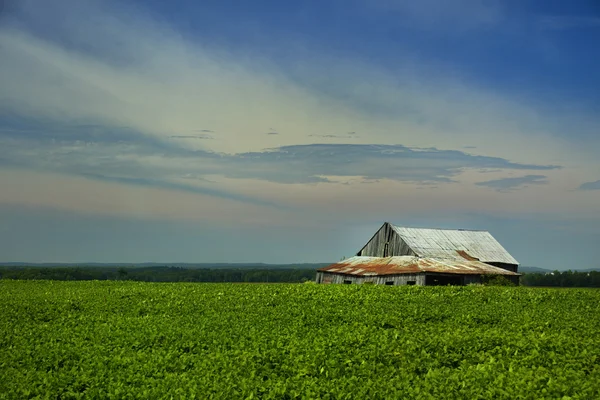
(388, 222, 488, 232)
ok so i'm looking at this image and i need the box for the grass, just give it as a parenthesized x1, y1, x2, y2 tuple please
(1, 281, 599, 399)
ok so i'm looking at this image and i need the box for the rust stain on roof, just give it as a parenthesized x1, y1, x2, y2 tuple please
(456, 250, 479, 261)
(318, 256, 520, 277)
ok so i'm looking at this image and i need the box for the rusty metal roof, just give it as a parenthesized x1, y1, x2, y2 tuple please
(318, 256, 520, 276)
(390, 225, 519, 265)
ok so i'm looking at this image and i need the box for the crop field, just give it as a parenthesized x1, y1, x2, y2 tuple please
(1, 281, 599, 399)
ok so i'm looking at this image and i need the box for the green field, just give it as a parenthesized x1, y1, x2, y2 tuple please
(1, 281, 599, 399)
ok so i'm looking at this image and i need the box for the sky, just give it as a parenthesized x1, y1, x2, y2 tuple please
(0, 0, 599, 269)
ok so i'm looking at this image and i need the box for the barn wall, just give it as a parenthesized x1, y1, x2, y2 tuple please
(315, 272, 323, 283)
(486, 262, 519, 273)
(375, 274, 425, 286)
(317, 272, 519, 286)
(355, 223, 389, 256)
(317, 272, 425, 286)
(356, 223, 416, 257)
(318, 269, 522, 285)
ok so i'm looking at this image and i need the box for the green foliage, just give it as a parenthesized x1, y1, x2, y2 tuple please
(482, 275, 516, 286)
(521, 270, 600, 287)
(1, 282, 599, 399)
(0, 267, 316, 283)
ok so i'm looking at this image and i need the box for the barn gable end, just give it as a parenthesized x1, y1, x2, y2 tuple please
(356, 222, 416, 258)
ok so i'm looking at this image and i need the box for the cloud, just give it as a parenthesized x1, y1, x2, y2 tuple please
(77, 173, 281, 208)
(232, 144, 559, 184)
(0, 118, 279, 207)
(266, 132, 279, 135)
(476, 175, 548, 192)
(579, 180, 600, 191)
(0, 116, 560, 189)
(308, 134, 360, 139)
(170, 135, 214, 140)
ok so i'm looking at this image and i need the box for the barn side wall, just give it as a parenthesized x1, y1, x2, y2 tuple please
(315, 272, 322, 283)
(316, 272, 425, 286)
(356, 223, 416, 257)
(486, 262, 519, 273)
(316, 272, 520, 286)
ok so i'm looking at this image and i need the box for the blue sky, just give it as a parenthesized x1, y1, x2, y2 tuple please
(0, 0, 599, 268)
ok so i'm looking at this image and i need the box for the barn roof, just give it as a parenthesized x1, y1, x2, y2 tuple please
(318, 256, 520, 277)
(390, 224, 519, 265)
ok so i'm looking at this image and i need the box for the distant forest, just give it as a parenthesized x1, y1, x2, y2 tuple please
(1, 266, 599, 287)
(0, 266, 316, 283)
(0, 266, 600, 287)
(519, 270, 600, 288)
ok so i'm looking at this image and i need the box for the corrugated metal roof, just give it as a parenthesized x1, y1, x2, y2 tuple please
(390, 225, 519, 265)
(318, 256, 520, 276)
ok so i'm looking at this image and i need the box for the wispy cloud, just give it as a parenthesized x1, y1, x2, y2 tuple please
(170, 135, 214, 140)
(0, 119, 276, 207)
(0, 117, 561, 188)
(76, 173, 281, 208)
(579, 180, 600, 191)
(308, 134, 360, 139)
(476, 175, 548, 192)
(233, 144, 559, 184)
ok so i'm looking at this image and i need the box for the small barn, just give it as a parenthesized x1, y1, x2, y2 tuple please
(316, 222, 520, 286)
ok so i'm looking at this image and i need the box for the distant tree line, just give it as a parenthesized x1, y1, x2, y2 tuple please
(520, 270, 600, 288)
(1, 267, 599, 287)
(0, 267, 316, 283)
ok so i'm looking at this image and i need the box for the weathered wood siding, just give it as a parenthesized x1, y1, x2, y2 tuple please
(356, 222, 416, 257)
(316, 272, 518, 286)
(486, 262, 519, 273)
(316, 271, 425, 286)
(374, 274, 425, 286)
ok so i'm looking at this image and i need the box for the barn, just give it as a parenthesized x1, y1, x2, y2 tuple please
(316, 222, 521, 286)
